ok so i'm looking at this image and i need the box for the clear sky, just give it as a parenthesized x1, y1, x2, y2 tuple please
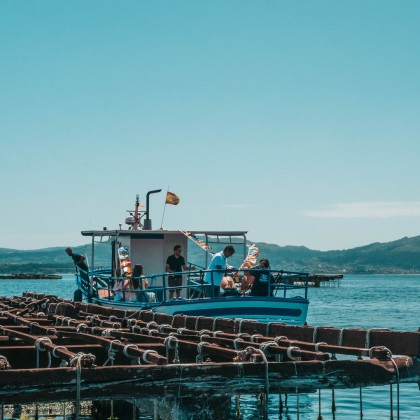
(1, 1, 419, 251)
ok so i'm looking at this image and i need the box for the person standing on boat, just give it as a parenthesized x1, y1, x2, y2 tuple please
(165, 245, 194, 299)
(249, 258, 275, 297)
(65, 248, 88, 271)
(203, 245, 235, 297)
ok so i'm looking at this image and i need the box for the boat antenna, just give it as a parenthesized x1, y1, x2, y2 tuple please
(144, 189, 162, 230)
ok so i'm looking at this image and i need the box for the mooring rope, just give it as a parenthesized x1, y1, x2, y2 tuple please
(274, 335, 288, 345)
(142, 350, 159, 364)
(235, 346, 255, 362)
(131, 325, 142, 334)
(235, 318, 246, 334)
(146, 321, 158, 330)
(30, 322, 40, 334)
(0, 355, 11, 370)
(286, 346, 301, 361)
(253, 348, 270, 393)
(390, 356, 400, 420)
(102, 328, 117, 337)
(260, 341, 277, 357)
(126, 318, 137, 327)
(312, 326, 318, 343)
(76, 323, 88, 333)
(250, 334, 263, 343)
(69, 353, 85, 419)
(164, 335, 180, 363)
(104, 340, 121, 366)
(338, 328, 344, 346)
(49, 345, 67, 368)
(233, 337, 245, 350)
(35, 337, 52, 368)
(122, 343, 142, 365)
(196, 342, 210, 363)
(194, 316, 205, 331)
(158, 324, 172, 333)
(315, 342, 328, 352)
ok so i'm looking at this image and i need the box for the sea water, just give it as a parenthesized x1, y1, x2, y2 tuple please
(0, 274, 419, 419)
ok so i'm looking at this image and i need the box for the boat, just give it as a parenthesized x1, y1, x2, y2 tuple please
(74, 190, 310, 324)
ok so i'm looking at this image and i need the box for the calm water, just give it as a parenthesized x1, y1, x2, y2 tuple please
(1, 274, 419, 419)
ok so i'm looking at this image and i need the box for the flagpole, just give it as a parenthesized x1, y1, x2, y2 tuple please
(160, 187, 169, 229)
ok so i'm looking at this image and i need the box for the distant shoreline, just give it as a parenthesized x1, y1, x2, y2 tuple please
(0, 274, 62, 280)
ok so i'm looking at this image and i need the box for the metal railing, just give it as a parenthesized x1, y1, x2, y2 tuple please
(78, 268, 310, 304)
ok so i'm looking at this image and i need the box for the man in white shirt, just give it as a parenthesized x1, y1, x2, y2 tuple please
(204, 245, 235, 297)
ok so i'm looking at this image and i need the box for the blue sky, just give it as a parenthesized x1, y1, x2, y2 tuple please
(1, 1, 419, 251)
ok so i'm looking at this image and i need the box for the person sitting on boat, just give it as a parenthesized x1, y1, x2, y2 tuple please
(132, 264, 156, 302)
(203, 245, 235, 297)
(165, 245, 195, 299)
(65, 248, 88, 271)
(240, 271, 255, 295)
(249, 258, 275, 297)
(220, 272, 239, 296)
(112, 274, 131, 302)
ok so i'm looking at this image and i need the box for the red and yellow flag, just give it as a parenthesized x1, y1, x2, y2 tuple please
(165, 191, 180, 205)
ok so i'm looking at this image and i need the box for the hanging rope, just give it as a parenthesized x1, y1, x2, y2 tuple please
(104, 340, 121, 366)
(235, 319, 246, 334)
(252, 348, 270, 393)
(164, 336, 180, 363)
(35, 337, 52, 368)
(312, 326, 319, 343)
(194, 316, 205, 331)
(233, 338, 245, 350)
(69, 353, 83, 419)
(317, 389, 323, 420)
(196, 342, 210, 363)
(51, 346, 68, 368)
(390, 357, 401, 420)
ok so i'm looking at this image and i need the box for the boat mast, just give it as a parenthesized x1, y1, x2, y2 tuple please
(133, 194, 141, 230)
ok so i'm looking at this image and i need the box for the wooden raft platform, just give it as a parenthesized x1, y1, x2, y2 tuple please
(0, 293, 418, 404)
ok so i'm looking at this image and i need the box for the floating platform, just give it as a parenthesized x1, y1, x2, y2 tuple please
(0, 293, 418, 407)
(284, 273, 343, 287)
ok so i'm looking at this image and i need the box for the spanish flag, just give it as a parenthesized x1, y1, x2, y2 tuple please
(165, 191, 180, 205)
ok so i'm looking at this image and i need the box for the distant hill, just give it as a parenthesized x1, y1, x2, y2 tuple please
(1, 235, 420, 274)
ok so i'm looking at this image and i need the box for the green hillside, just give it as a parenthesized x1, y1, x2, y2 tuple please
(1, 235, 420, 274)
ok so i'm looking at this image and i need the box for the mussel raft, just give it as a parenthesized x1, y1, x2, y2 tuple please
(0, 293, 419, 405)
